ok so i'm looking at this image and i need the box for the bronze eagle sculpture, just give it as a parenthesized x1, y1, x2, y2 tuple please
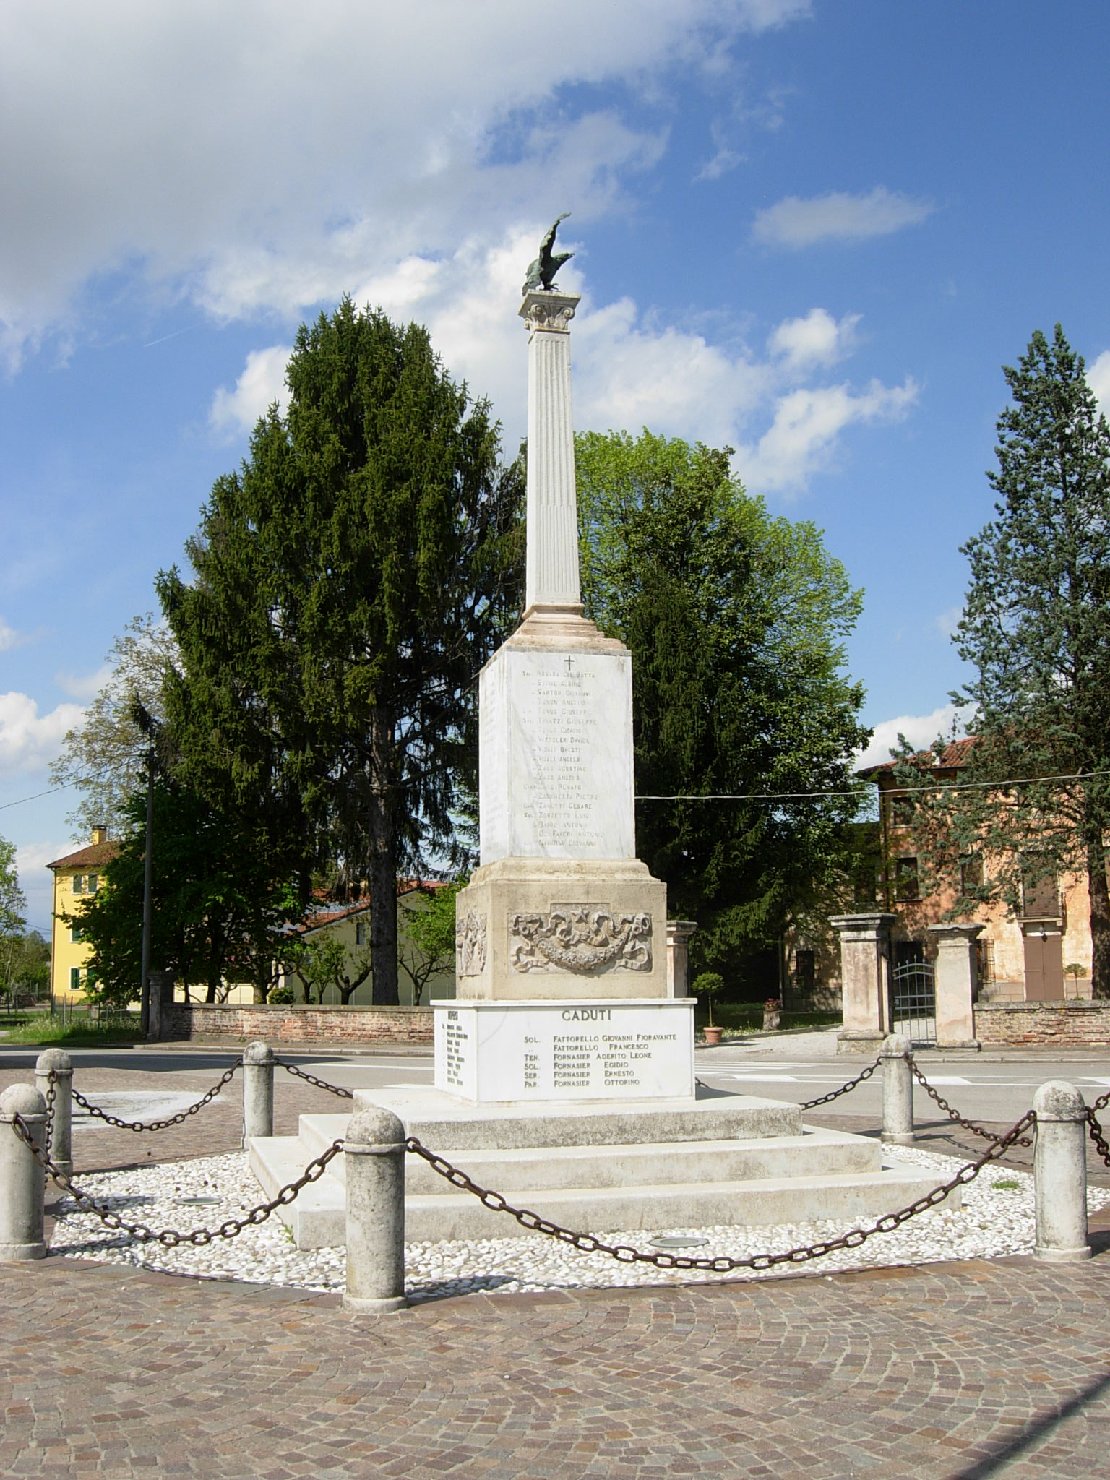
(523, 212, 573, 294)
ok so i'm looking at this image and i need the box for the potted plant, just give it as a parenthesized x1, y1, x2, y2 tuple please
(1064, 962, 1086, 999)
(693, 971, 724, 1045)
(762, 996, 782, 1031)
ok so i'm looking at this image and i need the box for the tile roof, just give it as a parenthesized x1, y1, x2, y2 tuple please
(288, 880, 448, 936)
(47, 840, 120, 871)
(858, 735, 978, 778)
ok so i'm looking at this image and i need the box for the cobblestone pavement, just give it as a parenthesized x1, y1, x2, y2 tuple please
(5, 1240, 1110, 1477)
(5, 1044, 1110, 1476)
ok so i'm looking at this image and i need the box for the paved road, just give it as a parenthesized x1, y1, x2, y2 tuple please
(5, 1034, 1110, 1476)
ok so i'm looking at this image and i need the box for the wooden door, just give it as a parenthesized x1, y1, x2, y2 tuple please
(1023, 930, 1064, 1001)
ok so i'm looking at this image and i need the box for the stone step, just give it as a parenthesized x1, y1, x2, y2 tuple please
(248, 1120, 953, 1250)
(288, 1113, 881, 1192)
(347, 1086, 807, 1149)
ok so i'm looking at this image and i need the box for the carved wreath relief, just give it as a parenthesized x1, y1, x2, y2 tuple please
(455, 910, 487, 977)
(510, 905, 652, 974)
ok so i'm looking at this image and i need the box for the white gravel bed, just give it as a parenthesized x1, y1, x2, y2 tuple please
(46, 1145, 1110, 1303)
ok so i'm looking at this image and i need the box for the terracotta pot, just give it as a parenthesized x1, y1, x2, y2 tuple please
(702, 1025, 723, 1045)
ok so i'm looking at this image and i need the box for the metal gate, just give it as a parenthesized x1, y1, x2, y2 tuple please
(889, 960, 936, 1044)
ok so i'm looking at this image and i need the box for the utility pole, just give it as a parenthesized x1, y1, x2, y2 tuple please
(131, 700, 159, 1038)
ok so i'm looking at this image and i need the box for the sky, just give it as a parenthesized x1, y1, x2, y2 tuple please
(3, 0, 1110, 934)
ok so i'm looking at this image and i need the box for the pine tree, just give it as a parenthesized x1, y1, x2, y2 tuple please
(951, 324, 1110, 995)
(158, 300, 520, 1003)
(576, 430, 870, 979)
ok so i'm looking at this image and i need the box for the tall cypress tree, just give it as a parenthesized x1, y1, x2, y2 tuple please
(950, 324, 1110, 995)
(158, 299, 520, 1003)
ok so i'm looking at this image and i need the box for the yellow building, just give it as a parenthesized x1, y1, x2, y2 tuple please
(47, 827, 119, 1003)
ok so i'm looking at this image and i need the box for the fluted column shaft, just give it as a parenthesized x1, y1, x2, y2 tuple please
(520, 291, 582, 613)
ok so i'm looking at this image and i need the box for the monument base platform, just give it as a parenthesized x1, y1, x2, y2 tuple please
(249, 1083, 958, 1249)
(435, 997, 694, 1101)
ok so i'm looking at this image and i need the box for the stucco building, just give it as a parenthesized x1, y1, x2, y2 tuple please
(47, 827, 120, 1002)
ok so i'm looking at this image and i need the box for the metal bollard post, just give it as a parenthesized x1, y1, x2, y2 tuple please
(881, 1033, 914, 1145)
(242, 1040, 275, 1146)
(344, 1105, 407, 1313)
(0, 1084, 48, 1261)
(1032, 1080, 1091, 1262)
(35, 1048, 74, 1179)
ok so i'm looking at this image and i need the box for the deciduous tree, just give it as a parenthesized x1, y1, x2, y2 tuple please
(576, 430, 870, 978)
(0, 836, 28, 999)
(74, 783, 299, 1008)
(49, 614, 179, 836)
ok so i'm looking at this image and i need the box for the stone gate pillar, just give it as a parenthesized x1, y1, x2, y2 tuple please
(666, 920, 697, 997)
(830, 913, 896, 1056)
(927, 923, 982, 1050)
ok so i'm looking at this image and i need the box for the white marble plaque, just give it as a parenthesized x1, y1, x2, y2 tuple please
(479, 646, 635, 862)
(434, 998, 695, 1103)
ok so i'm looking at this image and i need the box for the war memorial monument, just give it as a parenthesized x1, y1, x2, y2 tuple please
(251, 222, 942, 1246)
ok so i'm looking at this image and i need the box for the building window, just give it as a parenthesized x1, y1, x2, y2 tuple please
(355, 921, 368, 947)
(890, 794, 915, 825)
(70, 926, 84, 944)
(959, 853, 984, 894)
(73, 873, 99, 897)
(69, 967, 82, 992)
(894, 856, 920, 902)
(794, 949, 815, 994)
(1021, 861, 1060, 919)
(851, 858, 878, 907)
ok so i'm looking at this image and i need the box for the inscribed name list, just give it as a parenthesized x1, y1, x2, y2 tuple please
(434, 1000, 695, 1102)
(479, 647, 635, 861)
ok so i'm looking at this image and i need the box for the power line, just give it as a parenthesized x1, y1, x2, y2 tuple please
(0, 784, 73, 812)
(635, 768, 1110, 803)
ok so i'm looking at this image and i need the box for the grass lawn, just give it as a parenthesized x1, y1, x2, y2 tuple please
(0, 1012, 142, 1048)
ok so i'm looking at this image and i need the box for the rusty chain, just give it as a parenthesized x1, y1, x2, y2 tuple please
(9, 1112, 342, 1246)
(70, 1061, 242, 1132)
(797, 1057, 881, 1110)
(907, 1055, 1034, 1148)
(1091, 1088, 1110, 1115)
(43, 1069, 57, 1148)
(273, 1058, 354, 1099)
(1087, 1108, 1110, 1168)
(404, 1110, 1037, 1274)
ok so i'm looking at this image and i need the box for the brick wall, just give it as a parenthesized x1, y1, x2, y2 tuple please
(165, 1003, 434, 1045)
(975, 1001, 1110, 1046)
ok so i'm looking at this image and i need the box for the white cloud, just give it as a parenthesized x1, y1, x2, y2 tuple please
(740, 377, 918, 494)
(934, 606, 962, 639)
(54, 664, 112, 703)
(1090, 349, 1110, 420)
(0, 616, 22, 652)
(0, 1, 805, 367)
(768, 308, 860, 373)
(210, 241, 916, 497)
(854, 705, 962, 772)
(14, 839, 73, 935)
(0, 692, 85, 773)
(210, 346, 292, 438)
(752, 187, 934, 249)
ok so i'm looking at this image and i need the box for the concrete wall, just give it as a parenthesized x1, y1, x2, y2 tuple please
(164, 1003, 433, 1045)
